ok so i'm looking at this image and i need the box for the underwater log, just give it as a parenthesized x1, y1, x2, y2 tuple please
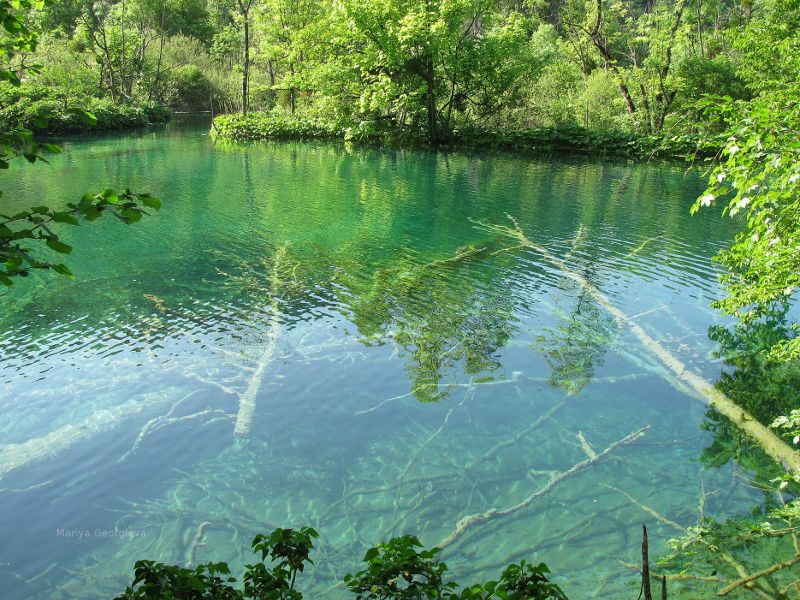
(476, 216, 800, 474)
(233, 243, 289, 438)
(437, 425, 649, 549)
(0, 388, 197, 481)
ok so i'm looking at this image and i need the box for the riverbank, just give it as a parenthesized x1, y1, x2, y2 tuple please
(211, 112, 720, 159)
(0, 84, 172, 134)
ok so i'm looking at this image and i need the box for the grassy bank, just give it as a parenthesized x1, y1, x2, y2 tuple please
(211, 113, 719, 159)
(0, 84, 172, 134)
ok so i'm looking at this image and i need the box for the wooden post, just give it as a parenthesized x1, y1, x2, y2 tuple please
(642, 524, 653, 600)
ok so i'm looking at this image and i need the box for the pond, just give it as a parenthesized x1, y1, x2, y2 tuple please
(0, 116, 763, 598)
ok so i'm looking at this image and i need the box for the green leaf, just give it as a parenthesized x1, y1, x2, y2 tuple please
(46, 238, 72, 254)
(140, 195, 161, 210)
(51, 263, 73, 277)
(120, 209, 142, 224)
(102, 189, 120, 204)
(51, 212, 80, 225)
(363, 548, 379, 561)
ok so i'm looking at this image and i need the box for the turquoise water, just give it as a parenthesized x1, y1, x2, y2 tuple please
(0, 116, 763, 597)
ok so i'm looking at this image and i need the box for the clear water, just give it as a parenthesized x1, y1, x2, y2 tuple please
(0, 116, 761, 598)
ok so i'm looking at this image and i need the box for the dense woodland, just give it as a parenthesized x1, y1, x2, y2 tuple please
(0, 0, 794, 142)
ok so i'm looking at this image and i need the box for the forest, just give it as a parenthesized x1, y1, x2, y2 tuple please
(0, 0, 799, 598)
(0, 0, 794, 145)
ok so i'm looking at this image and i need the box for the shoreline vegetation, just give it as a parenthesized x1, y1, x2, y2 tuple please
(210, 112, 718, 159)
(0, 85, 172, 135)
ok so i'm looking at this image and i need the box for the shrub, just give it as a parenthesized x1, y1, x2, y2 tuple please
(165, 64, 217, 112)
(0, 84, 172, 133)
(211, 113, 341, 140)
(116, 527, 568, 600)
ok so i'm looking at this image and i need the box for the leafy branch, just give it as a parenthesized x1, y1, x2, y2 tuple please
(0, 188, 160, 285)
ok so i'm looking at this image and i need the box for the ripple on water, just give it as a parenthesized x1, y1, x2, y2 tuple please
(0, 125, 756, 599)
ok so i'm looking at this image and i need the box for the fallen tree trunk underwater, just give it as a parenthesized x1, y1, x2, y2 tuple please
(233, 242, 290, 439)
(437, 425, 650, 549)
(474, 215, 800, 474)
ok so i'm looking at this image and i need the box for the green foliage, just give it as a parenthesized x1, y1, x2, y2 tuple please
(345, 535, 566, 599)
(692, 83, 800, 359)
(165, 65, 218, 112)
(0, 0, 161, 286)
(212, 113, 713, 157)
(7, 0, 795, 146)
(344, 535, 453, 599)
(116, 527, 318, 600)
(657, 497, 800, 597)
(212, 113, 341, 140)
(117, 528, 567, 600)
(0, 84, 172, 133)
(0, 0, 45, 86)
(0, 188, 161, 285)
(674, 56, 749, 105)
(772, 410, 800, 449)
(577, 70, 629, 132)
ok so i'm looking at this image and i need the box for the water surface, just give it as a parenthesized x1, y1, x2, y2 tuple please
(0, 117, 759, 598)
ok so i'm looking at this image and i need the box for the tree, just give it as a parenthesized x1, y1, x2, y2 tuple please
(318, 0, 540, 143)
(0, 0, 159, 285)
(691, 0, 800, 360)
(236, 0, 257, 114)
(566, 0, 691, 133)
(254, 0, 323, 113)
(692, 82, 800, 359)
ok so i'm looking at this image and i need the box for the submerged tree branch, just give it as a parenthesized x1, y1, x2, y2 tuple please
(474, 215, 800, 474)
(437, 425, 649, 549)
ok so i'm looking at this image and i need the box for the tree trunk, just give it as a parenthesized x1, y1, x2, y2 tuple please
(121, 0, 127, 99)
(239, 0, 251, 115)
(289, 64, 296, 114)
(149, 4, 167, 102)
(425, 59, 437, 144)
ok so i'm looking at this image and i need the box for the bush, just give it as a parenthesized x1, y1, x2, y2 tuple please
(165, 64, 217, 112)
(210, 112, 718, 158)
(212, 113, 341, 140)
(675, 56, 750, 104)
(577, 70, 630, 132)
(0, 84, 172, 133)
(116, 527, 568, 600)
